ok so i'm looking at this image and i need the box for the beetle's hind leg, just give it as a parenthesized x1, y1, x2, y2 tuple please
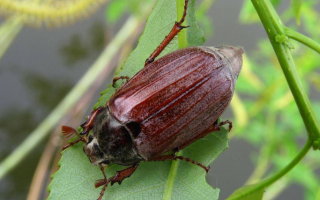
(150, 154, 210, 173)
(144, 0, 190, 66)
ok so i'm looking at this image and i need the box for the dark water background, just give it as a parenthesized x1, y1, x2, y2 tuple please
(0, 0, 304, 199)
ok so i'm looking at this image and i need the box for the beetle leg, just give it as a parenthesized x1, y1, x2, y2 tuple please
(150, 154, 209, 173)
(110, 163, 139, 186)
(62, 107, 104, 150)
(100, 164, 107, 181)
(95, 163, 139, 200)
(97, 183, 108, 200)
(216, 119, 233, 132)
(80, 107, 104, 135)
(112, 76, 130, 88)
(144, 0, 190, 66)
(94, 164, 108, 187)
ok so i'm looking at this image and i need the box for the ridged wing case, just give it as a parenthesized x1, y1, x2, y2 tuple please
(108, 46, 241, 160)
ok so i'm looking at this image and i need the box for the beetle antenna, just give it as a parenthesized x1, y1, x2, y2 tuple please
(61, 126, 78, 138)
(61, 126, 87, 150)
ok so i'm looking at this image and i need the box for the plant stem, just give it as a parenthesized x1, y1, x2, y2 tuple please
(260, 139, 312, 188)
(228, 139, 312, 199)
(251, 0, 320, 148)
(0, 16, 141, 180)
(163, 152, 181, 200)
(285, 27, 320, 54)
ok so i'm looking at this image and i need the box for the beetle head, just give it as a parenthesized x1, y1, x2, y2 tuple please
(82, 107, 142, 166)
(83, 135, 109, 165)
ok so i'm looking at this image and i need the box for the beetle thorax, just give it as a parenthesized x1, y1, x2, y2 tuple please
(83, 107, 143, 166)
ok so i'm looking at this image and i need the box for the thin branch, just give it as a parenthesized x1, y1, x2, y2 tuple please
(259, 139, 312, 188)
(285, 27, 320, 54)
(227, 139, 312, 199)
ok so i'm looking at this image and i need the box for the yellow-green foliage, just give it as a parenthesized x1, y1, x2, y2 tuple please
(0, 0, 108, 27)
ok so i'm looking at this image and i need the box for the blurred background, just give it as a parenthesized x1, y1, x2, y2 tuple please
(0, 0, 319, 199)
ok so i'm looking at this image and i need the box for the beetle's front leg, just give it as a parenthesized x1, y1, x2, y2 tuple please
(95, 163, 140, 200)
(112, 76, 130, 88)
(61, 107, 103, 150)
(80, 107, 104, 135)
(144, 0, 190, 66)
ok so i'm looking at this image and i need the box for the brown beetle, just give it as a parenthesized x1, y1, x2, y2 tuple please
(61, 1, 243, 199)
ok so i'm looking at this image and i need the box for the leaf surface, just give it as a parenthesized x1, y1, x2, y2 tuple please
(48, 0, 228, 199)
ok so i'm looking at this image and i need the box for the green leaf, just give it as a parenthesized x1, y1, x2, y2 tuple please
(48, 0, 228, 199)
(48, 128, 228, 200)
(291, 0, 303, 25)
(184, 0, 205, 47)
(227, 184, 264, 200)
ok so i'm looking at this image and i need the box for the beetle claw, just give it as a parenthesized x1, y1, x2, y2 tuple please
(219, 120, 233, 132)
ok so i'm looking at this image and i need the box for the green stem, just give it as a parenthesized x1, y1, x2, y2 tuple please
(251, 0, 320, 149)
(162, 152, 181, 200)
(261, 139, 312, 187)
(228, 139, 312, 199)
(0, 16, 141, 180)
(285, 27, 320, 54)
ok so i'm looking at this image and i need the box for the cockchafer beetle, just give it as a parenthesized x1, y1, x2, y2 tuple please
(61, 0, 243, 199)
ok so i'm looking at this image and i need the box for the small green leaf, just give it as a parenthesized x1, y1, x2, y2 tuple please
(227, 184, 265, 200)
(291, 0, 303, 25)
(48, 0, 229, 199)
